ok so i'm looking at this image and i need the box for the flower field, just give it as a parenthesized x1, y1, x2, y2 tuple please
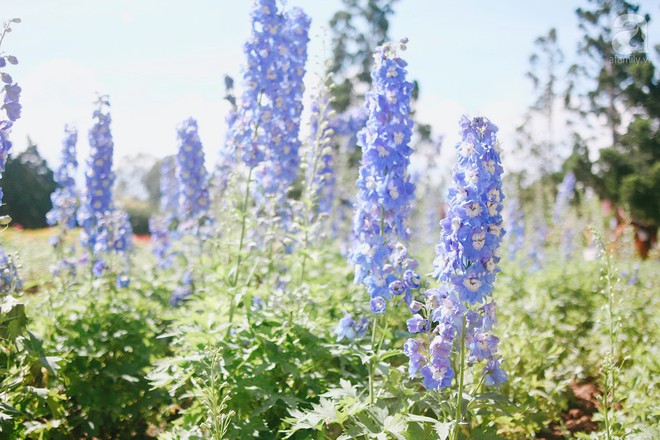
(1, 1, 659, 439)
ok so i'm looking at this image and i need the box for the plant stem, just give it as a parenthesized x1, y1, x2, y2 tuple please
(299, 94, 333, 286)
(228, 167, 253, 327)
(369, 314, 379, 406)
(453, 315, 467, 440)
(603, 247, 616, 440)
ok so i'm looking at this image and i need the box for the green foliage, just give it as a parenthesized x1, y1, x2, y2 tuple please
(0, 211, 658, 439)
(572, 0, 646, 143)
(122, 198, 153, 235)
(618, 137, 660, 226)
(150, 245, 368, 439)
(1, 289, 66, 437)
(0, 140, 56, 229)
(566, 1, 659, 228)
(5, 274, 172, 439)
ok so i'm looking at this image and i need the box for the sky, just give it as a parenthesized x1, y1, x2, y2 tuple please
(2, 0, 659, 175)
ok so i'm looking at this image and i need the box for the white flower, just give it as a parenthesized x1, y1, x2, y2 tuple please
(460, 141, 475, 157)
(387, 65, 398, 78)
(483, 159, 495, 174)
(465, 202, 482, 218)
(472, 230, 486, 250)
(463, 276, 482, 292)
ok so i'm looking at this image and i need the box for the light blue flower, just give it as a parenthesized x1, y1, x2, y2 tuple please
(405, 116, 507, 390)
(351, 41, 418, 313)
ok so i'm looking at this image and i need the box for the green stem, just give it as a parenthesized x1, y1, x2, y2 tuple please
(299, 95, 333, 286)
(369, 314, 379, 406)
(603, 249, 615, 440)
(453, 315, 467, 440)
(472, 373, 486, 397)
(603, 370, 611, 440)
(0, 23, 10, 49)
(232, 167, 253, 286)
(228, 167, 253, 326)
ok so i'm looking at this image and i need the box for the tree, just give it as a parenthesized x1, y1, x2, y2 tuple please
(569, 0, 648, 145)
(0, 138, 56, 228)
(568, 0, 658, 257)
(143, 157, 166, 209)
(329, 0, 398, 113)
(516, 28, 567, 180)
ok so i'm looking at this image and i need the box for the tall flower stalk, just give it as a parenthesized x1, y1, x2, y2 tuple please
(229, 0, 309, 286)
(77, 96, 132, 284)
(350, 40, 419, 406)
(593, 230, 620, 440)
(78, 96, 115, 275)
(404, 116, 507, 438)
(351, 40, 418, 314)
(149, 157, 178, 269)
(173, 118, 212, 301)
(552, 171, 576, 224)
(259, 7, 310, 201)
(306, 84, 337, 220)
(298, 74, 336, 283)
(175, 117, 212, 239)
(0, 18, 23, 294)
(47, 125, 79, 276)
(229, 0, 284, 288)
(553, 171, 576, 261)
(252, 5, 310, 253)
(504, 196, 525, 261)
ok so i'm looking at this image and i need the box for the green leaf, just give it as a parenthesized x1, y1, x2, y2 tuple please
(406, 414, 450, 440)
(0, 296, 26, 341)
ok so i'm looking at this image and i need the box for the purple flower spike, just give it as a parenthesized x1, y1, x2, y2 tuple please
(351, 41, 419, 314)
(404, 116, 508, 390)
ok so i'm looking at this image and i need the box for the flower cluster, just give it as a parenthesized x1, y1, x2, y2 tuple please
(149, 217, 173, 269)
(1, 22, 22, 203)
(170, 269, 193, 306)
(306, 89, 336, 217)
(101, 210, 134, 287)
(78, 96, 115, 261)
(0, 19, 23, 292)
(175, 118, 212, 237)
(552, 171, 576, 224)
(527, 216, 547, 271)
(405, 116, 507, 390)
(234, 0, 286, 169)
(47, 126, 79, 230)
(149, 158, 179, 269)
(46, 126, 79, 277)
(504, 196, 525, 261)
(330, 107, 368, 149)
(553, 172, 577, 261)
(257, 7, 310, 198)
(114, 210, 133, 287)
(351, 41, 418, 313)
(0, 247, 22, 294)
(85, 210, 133, 278)
(159, 157, 179, 223)
(334, 311, 369, 342)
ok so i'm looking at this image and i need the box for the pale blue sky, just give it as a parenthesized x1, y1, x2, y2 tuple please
(2, 0, 659, 171)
